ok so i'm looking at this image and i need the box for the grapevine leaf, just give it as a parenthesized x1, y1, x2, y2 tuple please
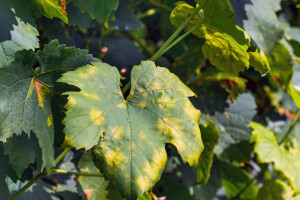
(244, 0, 287, 54)
(214, 93, 256, 156)
(33, 0, 68, 23)
(268, 43, 293, 89)
(197, 120, 220, 185)
(257, 180, 300, 200)
(0, 3, 17, 42)
(249, 122, 300, 193)
(285, 27, 300, 57)
(170, 1, 270, 75)
(0, 40, 96, 173)
(58, 61, 203, 199)
(0, 50, 54, 173)
(73, 0, 119, 23)
(219, 160, 258, 199)
(0, 178, 10, 200)
(3, 132, 42, 178)
(0, 16, 39, 68)
(78, 152, 109, 200)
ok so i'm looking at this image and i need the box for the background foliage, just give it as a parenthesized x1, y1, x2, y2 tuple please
(1, 0, 300, 199)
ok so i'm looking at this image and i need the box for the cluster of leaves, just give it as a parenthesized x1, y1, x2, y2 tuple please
(1, 0, 300, 200)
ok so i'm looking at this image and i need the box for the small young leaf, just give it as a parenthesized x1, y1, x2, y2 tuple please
(58, 61, 203, 199)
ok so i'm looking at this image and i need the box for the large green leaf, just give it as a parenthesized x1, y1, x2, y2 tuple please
(73, 0, 119, 23)
(0, 16, 39, 68)
(257, 180, 300, 200)
(170, 1, 270, 75)
(58, 61, 203, 200)
(250, 122, 300, 193)
(0, 50, 54, 173)
(244, 0, 287, 54)
(0, 40, 96, 173)
(78, 152, 109, 200)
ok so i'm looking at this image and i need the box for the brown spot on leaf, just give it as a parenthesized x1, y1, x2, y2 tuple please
(59, 0, 67, 14)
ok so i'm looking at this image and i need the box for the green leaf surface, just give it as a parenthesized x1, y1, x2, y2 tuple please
(244, 0, 287, 54)
(0, 178, 10, 200)
(197, 120, 220, 185)
(0, 17, 39, 68)
(170, 1, 270, 75)
(58, 61, 203, 199)
(214, 93, 256, 156)
(0, 50, 54, 173)
(250, 122, 300, 193)
(4, 132, 42, 178)
(78, 152, 109, 200)
(257, 180, 300, 200)
(219, 160, 258, 199)
(0, 40, 96, 174)
(73, 0, 119, 23)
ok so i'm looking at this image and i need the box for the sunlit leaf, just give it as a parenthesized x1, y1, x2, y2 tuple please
(250, 122, 300, 193)
(170, 1, 270, 75)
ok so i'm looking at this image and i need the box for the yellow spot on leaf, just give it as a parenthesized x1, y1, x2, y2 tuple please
(88, 65, 99, 75)
(79, 72, 89, 79)
(82, 92, 100, 101)
(89, 108, 104, 126)
(47, 115, 53, 127)
(68, 97, 76, 105)
(143, 163, 159, 181)
(111, 126, 124, 140)
(172, 139, 186, 152)
(104, 150, 126, 166)
(136, 176, 150, 190)
(139, 131, 147, 139)
(116, 102, 126, 109)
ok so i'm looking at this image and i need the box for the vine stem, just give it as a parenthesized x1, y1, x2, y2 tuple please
(51, 169, 103, 177)
(122, 0, 209, 94)
(150, 0, 209, 62)
(230, 110, 300, 199)
(11, 148, 72, 199)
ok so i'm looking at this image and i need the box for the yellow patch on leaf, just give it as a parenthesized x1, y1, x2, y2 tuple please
(111, 126, 124, 140)
(104, 150, 126, 166)
(47, 115, 53, 127)
(82, 92, 100, 101)
(136, 176, 150, 190)
(139, 131, 147, 139)
(89, 108, 104, 125)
